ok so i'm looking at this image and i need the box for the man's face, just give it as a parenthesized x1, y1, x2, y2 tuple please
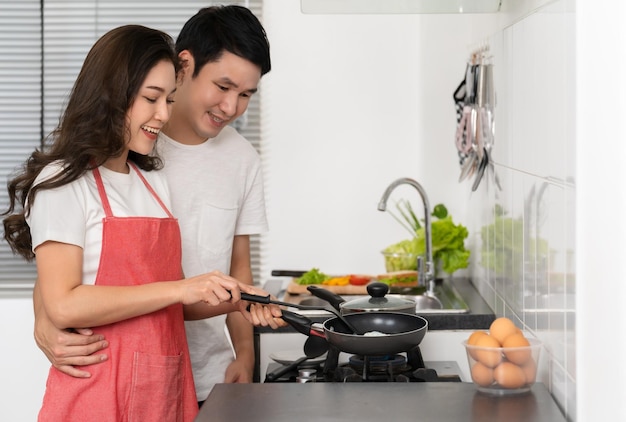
(169, 50, 262, 144)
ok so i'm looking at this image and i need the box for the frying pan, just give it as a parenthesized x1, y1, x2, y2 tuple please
(281, 310, 428, 356)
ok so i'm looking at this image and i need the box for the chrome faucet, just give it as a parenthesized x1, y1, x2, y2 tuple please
(377, 178, 436, 296)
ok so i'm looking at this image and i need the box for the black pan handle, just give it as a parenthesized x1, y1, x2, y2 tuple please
(240, 292, 298, 308)
(306, 285, 346, 311)
(240, 292, 344, 317)
(240, 292, 271, 304)
(271, 270, 306, 277)
(280, 310, 314, 336)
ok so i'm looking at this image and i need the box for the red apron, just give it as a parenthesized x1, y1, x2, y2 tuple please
(38, 163, 198, 422)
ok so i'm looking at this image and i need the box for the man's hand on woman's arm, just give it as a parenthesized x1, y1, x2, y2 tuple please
(33, 282, 109, 378)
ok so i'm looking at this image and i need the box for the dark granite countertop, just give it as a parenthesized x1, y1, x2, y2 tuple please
(195, 382, 565, 422)
(255, 277, 495, 334)
(425, 277, 495, 330)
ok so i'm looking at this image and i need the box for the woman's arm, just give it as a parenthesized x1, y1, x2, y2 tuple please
(36, 240, 242, 329)
(33, 281, 109, 377)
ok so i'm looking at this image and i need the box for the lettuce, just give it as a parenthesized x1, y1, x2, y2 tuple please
(480, 208, 549, 277)
(383, 206, 470, 276)
(295, 268, 330, 285)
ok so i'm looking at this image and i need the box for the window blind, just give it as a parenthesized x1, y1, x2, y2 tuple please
(0, 0, 265, 293)
(0, 1, 41, 293)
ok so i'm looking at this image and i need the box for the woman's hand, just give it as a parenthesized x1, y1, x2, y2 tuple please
(236, 284, 287, 329)
(180, 272, 287, 328)
(179, 270, 242, 306)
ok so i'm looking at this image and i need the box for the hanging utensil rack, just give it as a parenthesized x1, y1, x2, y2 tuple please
(453, 44, 499, 192)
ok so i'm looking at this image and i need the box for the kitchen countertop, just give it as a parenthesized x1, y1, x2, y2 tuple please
(195, 382, 565, 422)
(255, 277, 496, 333)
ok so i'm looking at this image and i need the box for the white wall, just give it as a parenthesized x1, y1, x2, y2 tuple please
(0, 295, 49, 421)
(467, 0, 577, 418)
(577, 0, 626, 421)
(261, 0, 496, 278)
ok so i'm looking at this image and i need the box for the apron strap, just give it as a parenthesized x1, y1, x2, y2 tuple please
(128, 162, 175, 219)
(92, 163, 175, 219)
(92, 167, 114, 218)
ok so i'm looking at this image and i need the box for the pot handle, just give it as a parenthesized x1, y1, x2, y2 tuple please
(271, 270, 307, 277)
(306, 285, 345, 311)
(280, 310, 314, 336)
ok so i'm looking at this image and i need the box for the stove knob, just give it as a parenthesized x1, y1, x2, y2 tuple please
(412, 368, 438, 382)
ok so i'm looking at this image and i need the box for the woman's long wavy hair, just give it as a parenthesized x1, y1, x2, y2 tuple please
(2, 25, 180, 260)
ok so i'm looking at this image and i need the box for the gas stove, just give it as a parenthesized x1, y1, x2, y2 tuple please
(264, 346, 463, 383)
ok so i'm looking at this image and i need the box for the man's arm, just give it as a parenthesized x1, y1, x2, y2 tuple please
(33, 281, 109, 378)
(223, 235, 255, 383)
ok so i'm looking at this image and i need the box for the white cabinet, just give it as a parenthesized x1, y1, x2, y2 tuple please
(417, 330, 472, 382)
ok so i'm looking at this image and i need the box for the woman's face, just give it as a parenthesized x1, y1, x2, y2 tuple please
(126, 59, 177, 155)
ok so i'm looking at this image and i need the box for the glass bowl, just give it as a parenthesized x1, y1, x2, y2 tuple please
(462, 337, 542, 395)
(381, 251, 418, 272)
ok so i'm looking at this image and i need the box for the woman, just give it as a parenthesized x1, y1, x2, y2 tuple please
(2, 25, 278, 421)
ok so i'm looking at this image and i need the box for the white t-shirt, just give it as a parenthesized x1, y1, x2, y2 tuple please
(26, 161, 173, 285)
(156, 126, 268, 401)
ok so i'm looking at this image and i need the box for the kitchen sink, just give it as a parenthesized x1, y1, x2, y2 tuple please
(278, 280, 470, 315)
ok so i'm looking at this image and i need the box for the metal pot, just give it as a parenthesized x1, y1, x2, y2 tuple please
(307, 282, 417, 315)
(281, 310, 428, 356)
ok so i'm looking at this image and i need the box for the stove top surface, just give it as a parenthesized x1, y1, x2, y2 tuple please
(265, 359, 463, 383)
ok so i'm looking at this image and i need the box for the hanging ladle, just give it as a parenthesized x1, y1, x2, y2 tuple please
(240, 292, 362, 335)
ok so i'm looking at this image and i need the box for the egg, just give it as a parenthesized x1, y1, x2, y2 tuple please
(502, 333, 531, 365)
(494, 362, 527, 389)
(467, 331, 488, 360)
(489, 317, 518, 345)
(473, 333, 503, 368)
(470, 362, 494, 387)
(521, 358, 537, 384)
(467, 330, 488, 345)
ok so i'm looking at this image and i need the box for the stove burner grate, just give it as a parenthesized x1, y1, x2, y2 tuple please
(348, 354, 408, 373)
(264, 346, 463, 383)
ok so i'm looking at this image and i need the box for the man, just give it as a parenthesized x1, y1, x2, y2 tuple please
(34, 5, 282, 406)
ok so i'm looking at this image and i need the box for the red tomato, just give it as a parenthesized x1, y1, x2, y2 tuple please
(349, 275, 371, 285)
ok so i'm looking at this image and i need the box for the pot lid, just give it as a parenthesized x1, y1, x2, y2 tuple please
(341, 282, 416, 312)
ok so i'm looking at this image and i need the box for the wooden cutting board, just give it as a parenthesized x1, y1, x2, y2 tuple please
(285, 281, 370, 295)
(284, 271, 418, 295)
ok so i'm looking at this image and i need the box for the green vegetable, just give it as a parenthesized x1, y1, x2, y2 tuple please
(377, 272, 419, 286)
(387, 201, 450, 236)
(382, 244, 419, 272)
(383, 204, 470, 276)
(480, 206, 550, 277)
(295, 268, 330, 285)
(388, 199, 422, 234)
(432, 203, 448, 219)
